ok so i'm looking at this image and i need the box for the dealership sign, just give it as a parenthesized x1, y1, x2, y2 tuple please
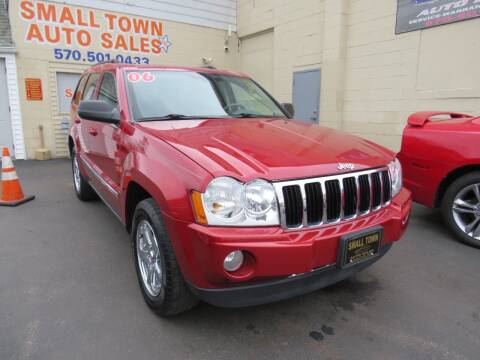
(396, 0, 480, 33)
(19, 0, 172, 64)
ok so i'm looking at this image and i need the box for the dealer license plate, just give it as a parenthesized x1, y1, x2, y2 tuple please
(340, 227, 382, 268)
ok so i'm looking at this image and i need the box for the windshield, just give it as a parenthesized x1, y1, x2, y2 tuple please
(125, 70, 287, 121)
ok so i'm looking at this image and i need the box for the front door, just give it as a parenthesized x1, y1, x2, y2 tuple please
(292, 69, 321, 122)
(92, 71, 122, 190)
(80, 71, 122, 213)
(0, 58, 14, 154)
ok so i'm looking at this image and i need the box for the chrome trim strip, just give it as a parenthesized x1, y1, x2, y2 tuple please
(379, 169, 384, 205)
(79, 154, 119, 197)
(372, 172, 382, 211)
(299, 183, 308, 227)
(385, 170, 392, 206)
(89, 180, 122, 222)
(339, 178, 345, 220)
(321, 180, 328, 224)
(274, 167, 390, 230)
(355, 175, 361, 217)
(368, 173, 374, 210)
(276, 185, 287, 229)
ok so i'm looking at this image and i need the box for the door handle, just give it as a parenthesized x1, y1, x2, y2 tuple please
(87, 127, 98, 136)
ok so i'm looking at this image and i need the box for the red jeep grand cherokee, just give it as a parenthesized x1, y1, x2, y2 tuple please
(398, 111, 480, 248)
(69, 63, 412, 316)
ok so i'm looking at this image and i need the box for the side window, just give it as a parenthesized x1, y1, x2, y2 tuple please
(73, 74, 88, 105)
(82, 73, 100, 100)
(98, 72, 118, 108)
(229, 82, 272, 115)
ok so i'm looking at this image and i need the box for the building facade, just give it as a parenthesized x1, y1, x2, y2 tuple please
(2, 0, 480, 159)
(237, 0, 480, 150)
(4, 0, 238, 159)
(1, 0, 25, 159)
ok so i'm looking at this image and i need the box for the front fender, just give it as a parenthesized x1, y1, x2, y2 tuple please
(119, 145, 213, 283)
(120, 143, 213, 223)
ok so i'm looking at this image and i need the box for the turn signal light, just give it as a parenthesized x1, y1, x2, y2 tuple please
(191, 191, 208, 225)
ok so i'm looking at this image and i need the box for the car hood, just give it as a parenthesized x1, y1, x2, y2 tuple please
(138, 118, 394, 182)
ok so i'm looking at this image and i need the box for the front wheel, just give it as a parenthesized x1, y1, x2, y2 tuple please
(441, 172, 480, 248)
(132, 198, 198, 316)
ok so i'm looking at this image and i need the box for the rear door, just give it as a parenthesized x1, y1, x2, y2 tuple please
(78, 72, 101, 163)
(0, 58, 14, 155)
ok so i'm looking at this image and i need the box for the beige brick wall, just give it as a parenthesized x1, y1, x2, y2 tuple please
(343, 1, 480, 150)
(237, 0, 480, 151)
(238, 0, 326, 104)
(237, 0, 275, 37)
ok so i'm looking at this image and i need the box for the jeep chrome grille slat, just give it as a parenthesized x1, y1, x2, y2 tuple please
(273, 168, 391, 230)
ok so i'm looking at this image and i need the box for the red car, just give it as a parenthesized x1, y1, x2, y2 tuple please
(69, 62, 412, 316)
(398, 112, 480, 248)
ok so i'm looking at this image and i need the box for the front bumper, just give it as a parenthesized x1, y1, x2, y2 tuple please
(166, 188, 411, 306)
(188, 244, 391, 308)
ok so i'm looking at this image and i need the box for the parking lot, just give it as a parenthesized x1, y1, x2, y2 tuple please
(1, 159, 479, 360)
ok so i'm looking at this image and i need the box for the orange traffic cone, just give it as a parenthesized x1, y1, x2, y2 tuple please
(0, 147, 35, 206)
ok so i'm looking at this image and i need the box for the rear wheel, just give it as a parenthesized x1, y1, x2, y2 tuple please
(71, 150, 97, 201)
(441, 172, 480, 248)
(132, 198, 198, 316)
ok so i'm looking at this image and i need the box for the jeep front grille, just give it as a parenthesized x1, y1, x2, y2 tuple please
(273, 168, 392, 229)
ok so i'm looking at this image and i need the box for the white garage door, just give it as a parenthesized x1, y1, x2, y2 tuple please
(239, 31, 274, 93)
(0, 58, 14, 155)
(53, 71, 81, 157)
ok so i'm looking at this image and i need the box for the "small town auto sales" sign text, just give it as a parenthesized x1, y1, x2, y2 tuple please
(19, 0, 172, 64)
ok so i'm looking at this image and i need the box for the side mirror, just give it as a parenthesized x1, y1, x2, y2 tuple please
(78, 100, 120, 124)
(282, 103, 295, 118)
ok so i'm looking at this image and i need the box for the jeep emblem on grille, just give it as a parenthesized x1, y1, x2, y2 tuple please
(338, 163, 355, 171)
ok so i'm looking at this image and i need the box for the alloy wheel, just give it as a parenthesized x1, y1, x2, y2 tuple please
(136, 219, 163, 297)
(73, 156, 81, 193)
(452, 183, 480, 241)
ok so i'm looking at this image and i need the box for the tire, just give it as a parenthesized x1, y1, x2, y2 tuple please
(441, 172, 480, 248)
(132, 198, 198, 316)
(71, 149, 97, 201)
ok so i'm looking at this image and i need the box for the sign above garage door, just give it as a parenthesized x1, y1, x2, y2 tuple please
(396, 0, 480, 34)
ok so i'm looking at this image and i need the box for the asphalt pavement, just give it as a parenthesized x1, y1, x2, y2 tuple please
(1, 159, 479, 360)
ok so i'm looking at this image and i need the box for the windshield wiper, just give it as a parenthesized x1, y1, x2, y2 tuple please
(138, 114, 210, 122)
(233, 113, 278, 118)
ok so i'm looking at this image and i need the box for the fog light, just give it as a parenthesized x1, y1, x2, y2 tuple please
(223, 251, 244, 272)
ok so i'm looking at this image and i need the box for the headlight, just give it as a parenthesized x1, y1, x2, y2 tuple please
(388, 158, 403, 197)
(203, 177, 243, 222)
(243, 180, 277, 216)
(194, 177, 279, 226)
